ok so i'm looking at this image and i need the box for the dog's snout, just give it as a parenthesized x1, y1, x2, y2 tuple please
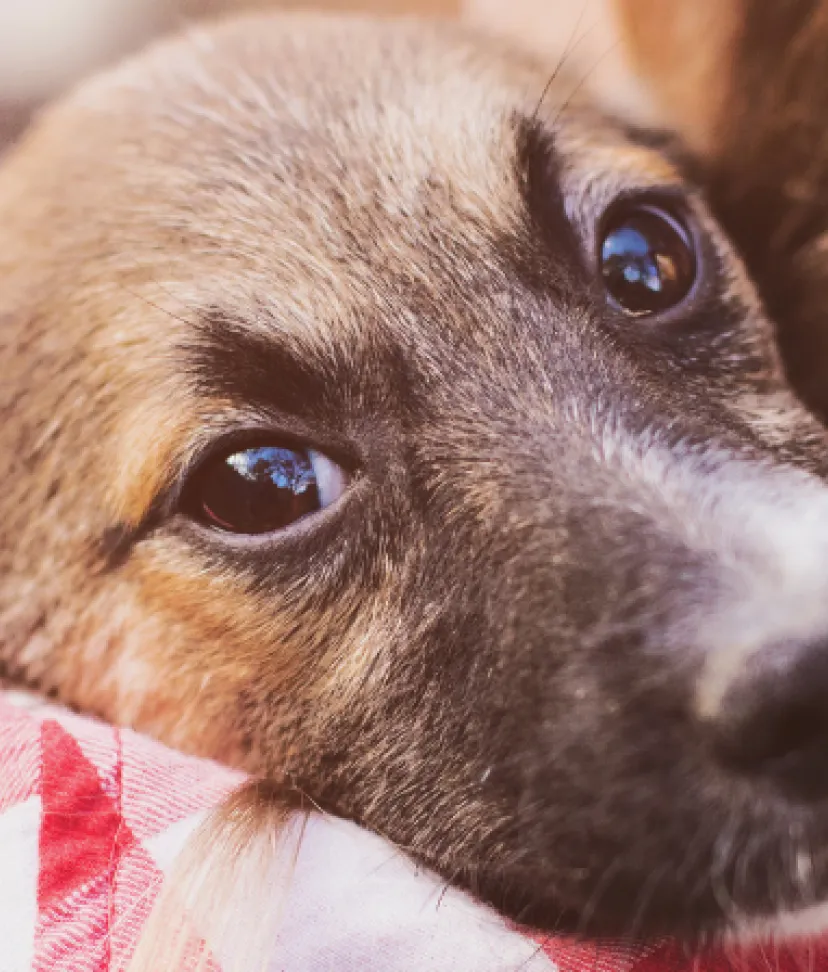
(707, 638, 828, 802)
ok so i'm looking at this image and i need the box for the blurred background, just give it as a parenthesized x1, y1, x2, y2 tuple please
(0, 0, 641, 152)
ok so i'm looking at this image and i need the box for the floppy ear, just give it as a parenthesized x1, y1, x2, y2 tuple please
(616, 0, 828, 422)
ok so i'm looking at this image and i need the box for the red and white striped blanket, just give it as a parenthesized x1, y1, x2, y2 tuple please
(0, 689, 824, 972)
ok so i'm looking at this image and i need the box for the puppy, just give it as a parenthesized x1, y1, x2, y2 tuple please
(4, 9, 828, 945)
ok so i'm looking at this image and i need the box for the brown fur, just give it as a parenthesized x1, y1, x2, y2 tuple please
(6, 7, 828, 944)
(616, 0, 828, 424)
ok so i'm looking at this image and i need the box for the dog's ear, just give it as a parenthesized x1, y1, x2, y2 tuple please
(616, 0, 828, 421)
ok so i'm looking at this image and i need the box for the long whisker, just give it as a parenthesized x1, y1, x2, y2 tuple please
(529, 0, 594, 123)
(550, 37, 624, 130)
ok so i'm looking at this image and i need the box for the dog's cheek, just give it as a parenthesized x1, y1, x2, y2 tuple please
(30, 567, 251, 762)
(84, 538, 395, 773)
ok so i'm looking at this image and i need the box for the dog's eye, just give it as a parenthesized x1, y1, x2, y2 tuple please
(599, 202, 696, 316)
(183, 444, 348, 534)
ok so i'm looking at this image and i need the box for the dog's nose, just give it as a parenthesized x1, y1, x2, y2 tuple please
(707, 638, 828, 802)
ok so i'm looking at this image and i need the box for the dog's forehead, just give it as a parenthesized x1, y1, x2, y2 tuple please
(60, 19, 686, 361)
(8, 14, 686, 339)
(42, 15, 675, 294)
(71, 15, 541, 220)
(14, 18, 549, 337)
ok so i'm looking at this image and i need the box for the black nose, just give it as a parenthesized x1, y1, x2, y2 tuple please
(708, 638, 828, 802)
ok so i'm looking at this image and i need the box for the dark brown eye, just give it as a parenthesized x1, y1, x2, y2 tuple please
(183, 444, 347, 535)
(599, 203, 697, 316)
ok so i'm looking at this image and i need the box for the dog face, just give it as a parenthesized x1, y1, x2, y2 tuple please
(4, 12, 828, 941)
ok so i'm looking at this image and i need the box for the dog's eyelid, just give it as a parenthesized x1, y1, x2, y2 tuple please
(610, 123, 707, 184)
(603, 184, 697, 212)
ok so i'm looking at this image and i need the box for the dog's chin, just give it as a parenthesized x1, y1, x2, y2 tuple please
(464, 867, 729, 944)
(452, 809, 828, 946)
(469, 880, 828, 949)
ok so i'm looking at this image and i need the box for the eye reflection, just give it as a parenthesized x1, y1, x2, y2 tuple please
(227, 446, 317, 494)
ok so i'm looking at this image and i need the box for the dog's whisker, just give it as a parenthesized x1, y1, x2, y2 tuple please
(113, 281, 195, 330)
(529, 0, 593, 123)
(550, 35, 624, 129)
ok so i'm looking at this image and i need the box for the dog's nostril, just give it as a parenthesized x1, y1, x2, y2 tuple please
(708, 639, 828, 802)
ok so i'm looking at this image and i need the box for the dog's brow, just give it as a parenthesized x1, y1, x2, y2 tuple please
(185, 309, 345, 420)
